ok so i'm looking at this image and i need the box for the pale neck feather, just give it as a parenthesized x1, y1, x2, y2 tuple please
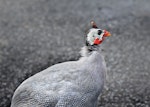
(79, 45, 107, 84)
(80, 46, 102, 57)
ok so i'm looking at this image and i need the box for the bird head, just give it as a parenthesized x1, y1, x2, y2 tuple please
(86, 21, 111, 46)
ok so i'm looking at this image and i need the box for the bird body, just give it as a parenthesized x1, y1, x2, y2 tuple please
(11, 21, 111, 107)
(11, 47, 106, 107)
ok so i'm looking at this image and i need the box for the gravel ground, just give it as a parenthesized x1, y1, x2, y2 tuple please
(0, 0, 150, 107)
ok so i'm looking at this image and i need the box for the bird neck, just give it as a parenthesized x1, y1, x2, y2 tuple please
(80, 45, 101, 57)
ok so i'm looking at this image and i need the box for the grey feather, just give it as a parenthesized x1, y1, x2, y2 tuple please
(11, 46, 107, 107)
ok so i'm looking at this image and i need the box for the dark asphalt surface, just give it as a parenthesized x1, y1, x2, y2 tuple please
(0, 0, 150, 107)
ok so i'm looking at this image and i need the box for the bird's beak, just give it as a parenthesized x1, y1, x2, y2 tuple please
(103, 30, 111, 37)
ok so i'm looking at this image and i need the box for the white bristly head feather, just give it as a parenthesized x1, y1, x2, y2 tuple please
(87, 28, 104, 45)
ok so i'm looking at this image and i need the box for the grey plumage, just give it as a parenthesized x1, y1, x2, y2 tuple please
(11, 46, 107, 107)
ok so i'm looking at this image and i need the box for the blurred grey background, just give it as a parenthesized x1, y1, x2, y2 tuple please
(0, 0, 150, 107)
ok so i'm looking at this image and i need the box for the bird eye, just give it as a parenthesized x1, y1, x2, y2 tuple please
(98, 30, 102, 35)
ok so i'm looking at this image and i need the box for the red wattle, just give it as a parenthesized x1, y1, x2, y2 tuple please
(94, 38, 102, 45)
